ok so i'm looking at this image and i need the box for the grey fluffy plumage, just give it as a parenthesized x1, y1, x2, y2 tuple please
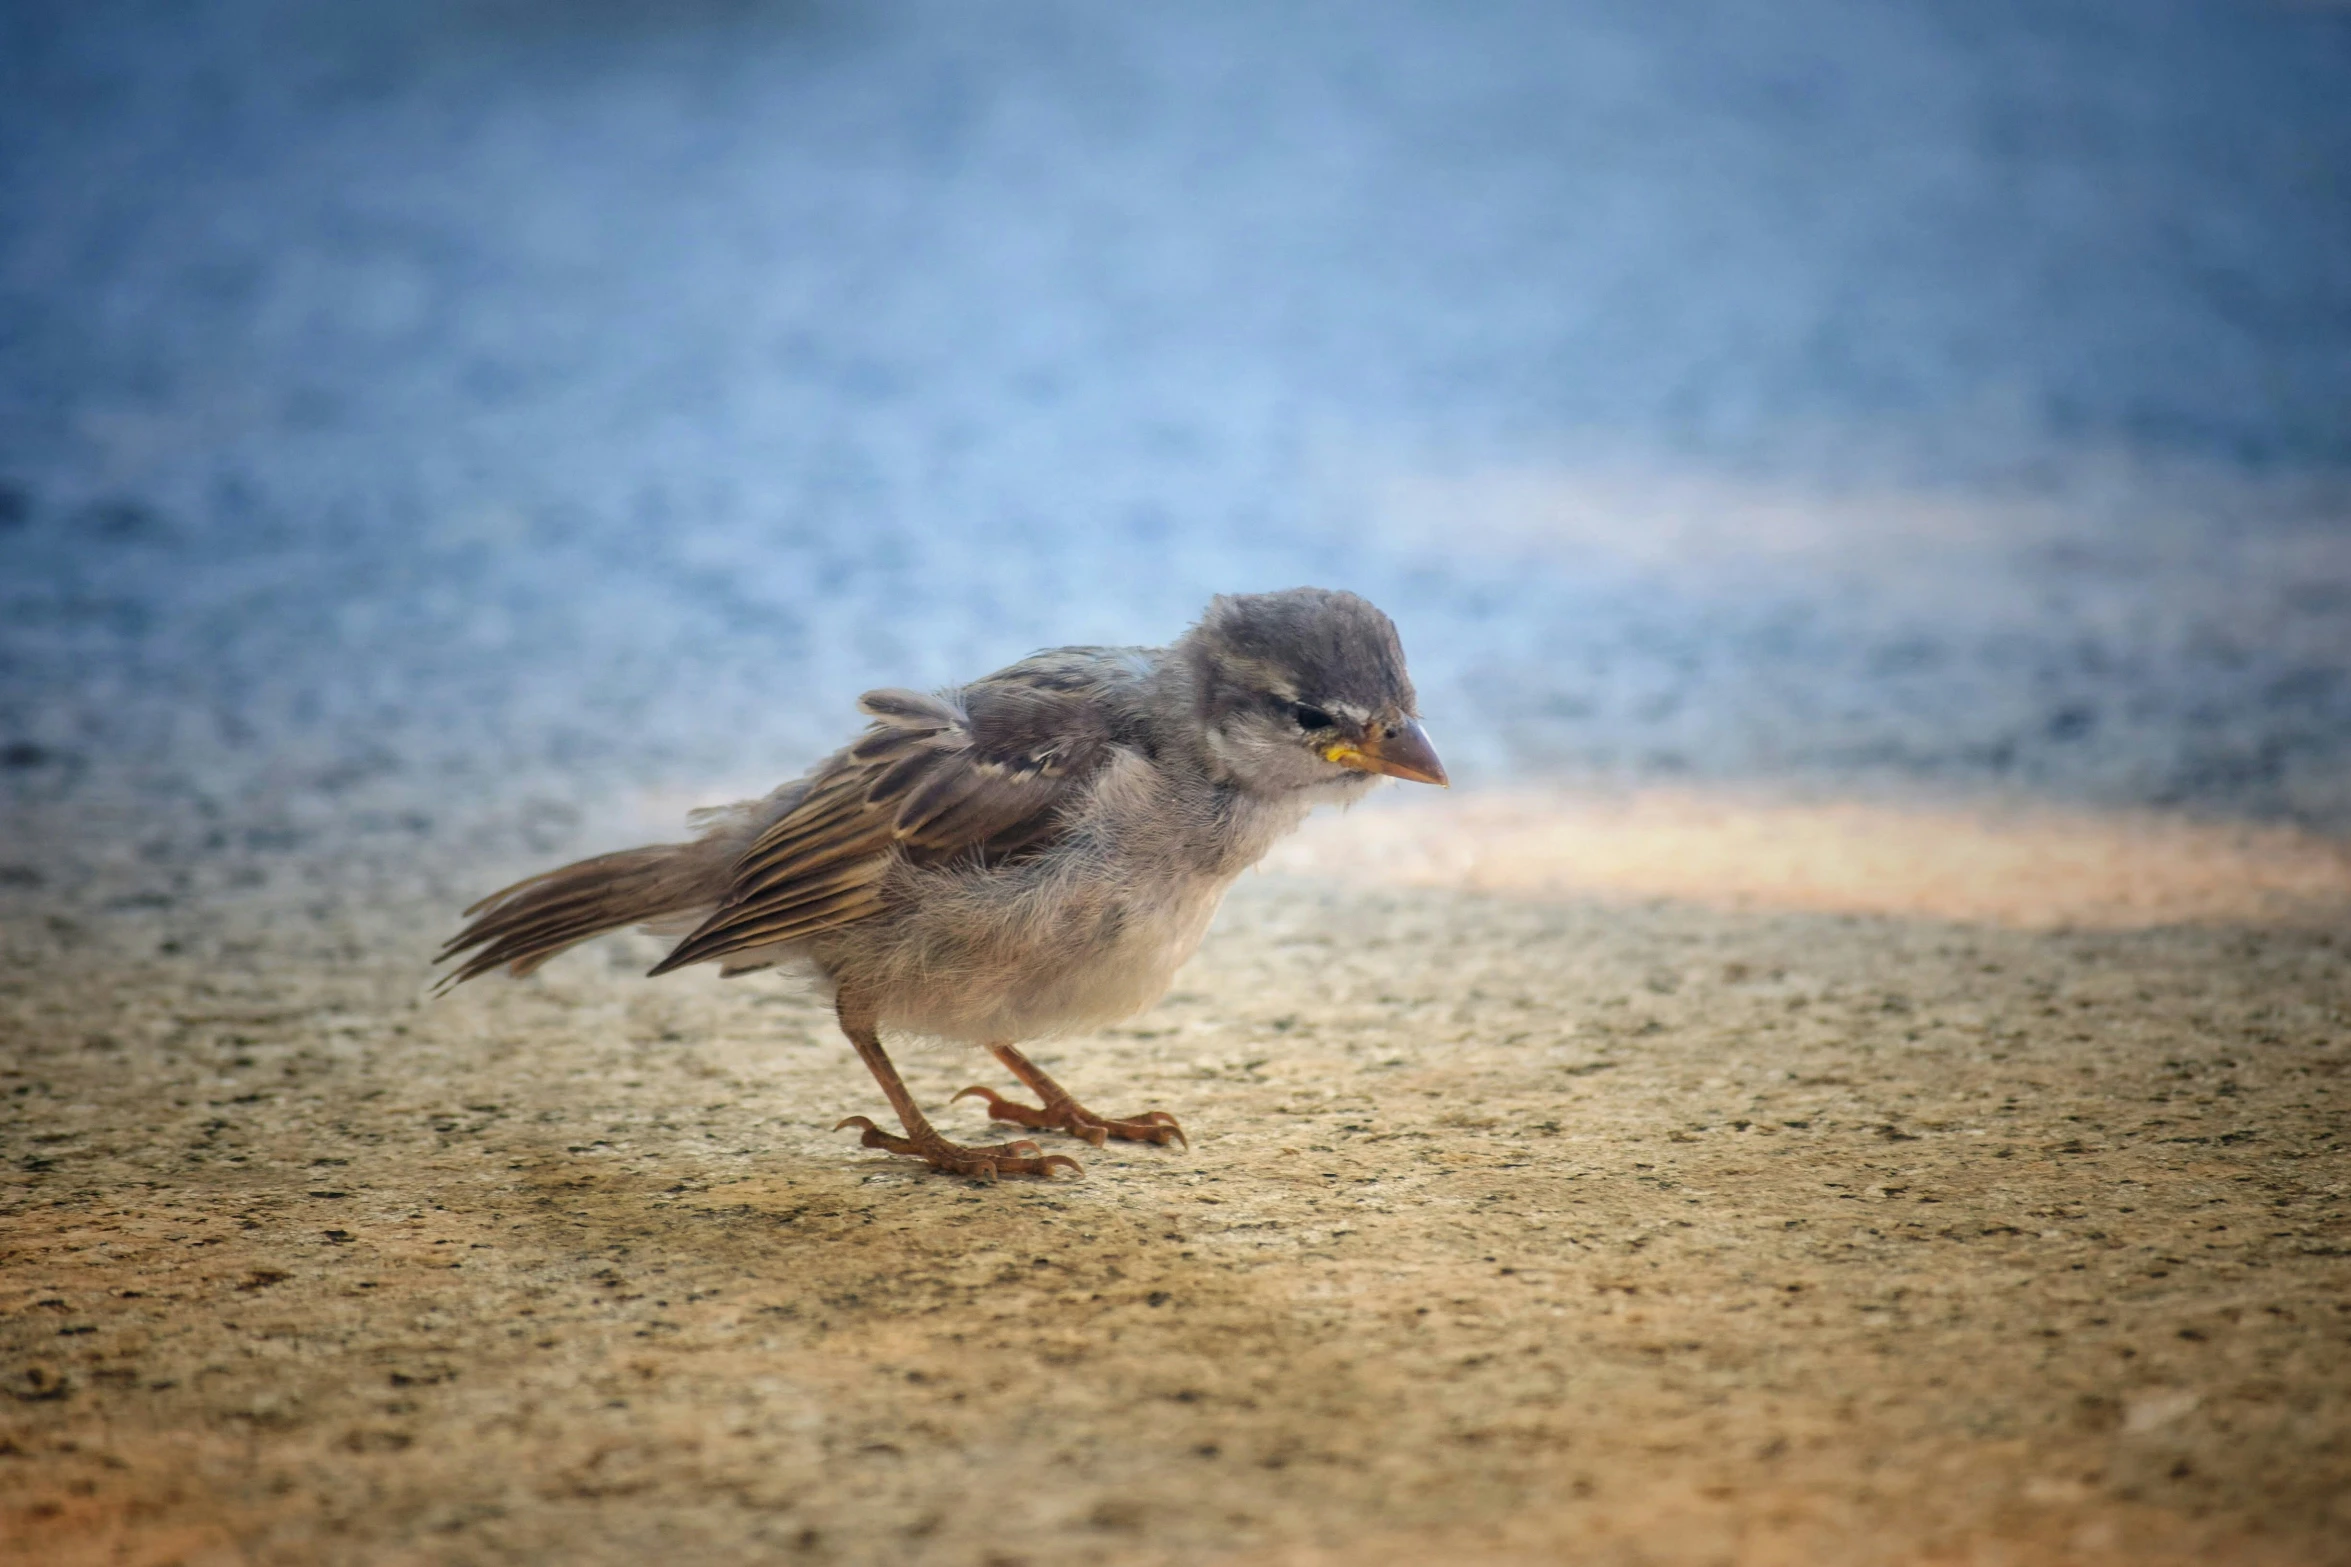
(438, 587, 1446, 1178)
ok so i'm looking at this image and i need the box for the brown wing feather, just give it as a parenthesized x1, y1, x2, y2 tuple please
(645, 659, 1131, 976)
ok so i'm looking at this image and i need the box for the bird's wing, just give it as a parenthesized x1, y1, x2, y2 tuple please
(646, 658, 1133, 975)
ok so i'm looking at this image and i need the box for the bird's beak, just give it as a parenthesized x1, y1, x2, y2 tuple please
(1324, 718, 1449, 787)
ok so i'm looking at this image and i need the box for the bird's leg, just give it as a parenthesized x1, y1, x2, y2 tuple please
(957, 1042, 1187, 1149)
(831, 996, 1081, 1180)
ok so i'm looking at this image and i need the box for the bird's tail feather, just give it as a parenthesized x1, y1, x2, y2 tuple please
(434, 840, 730, 991)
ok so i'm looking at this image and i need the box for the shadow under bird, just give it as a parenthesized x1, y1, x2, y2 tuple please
(437, 587, 1447, 1178)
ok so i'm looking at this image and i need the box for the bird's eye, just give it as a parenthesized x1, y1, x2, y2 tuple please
(1291, 703, 1335, 731)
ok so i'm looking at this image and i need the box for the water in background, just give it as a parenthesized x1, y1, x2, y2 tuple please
(3, 0, 2348, 860)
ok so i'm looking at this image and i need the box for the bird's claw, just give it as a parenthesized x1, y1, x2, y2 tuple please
(833, 1115, 1081, 1180)
(954, 1085, 1188, 1150)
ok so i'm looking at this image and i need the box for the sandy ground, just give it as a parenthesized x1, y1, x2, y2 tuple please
(3, 792, 2347, 1567)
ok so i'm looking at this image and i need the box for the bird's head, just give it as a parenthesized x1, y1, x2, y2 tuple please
(1180, 587, 1447, 797)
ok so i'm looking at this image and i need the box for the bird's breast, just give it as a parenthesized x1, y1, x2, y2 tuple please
(839, 752, 1317, 1043)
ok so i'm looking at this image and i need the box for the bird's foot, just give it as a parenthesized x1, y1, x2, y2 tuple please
(833, 1116, 1082, 1180)
(954, 1086, 1187, 1150)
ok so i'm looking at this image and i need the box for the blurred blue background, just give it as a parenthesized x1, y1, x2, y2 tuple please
(3, 0, 2348, 854)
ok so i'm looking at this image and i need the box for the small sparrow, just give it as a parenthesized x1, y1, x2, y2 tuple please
(438, 588, 1446, 1179)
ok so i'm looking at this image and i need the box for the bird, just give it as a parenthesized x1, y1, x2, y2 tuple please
(436, 587, 1447, 1180)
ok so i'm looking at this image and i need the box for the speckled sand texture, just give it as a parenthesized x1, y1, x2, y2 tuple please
(3, 797, 2347, 1565)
